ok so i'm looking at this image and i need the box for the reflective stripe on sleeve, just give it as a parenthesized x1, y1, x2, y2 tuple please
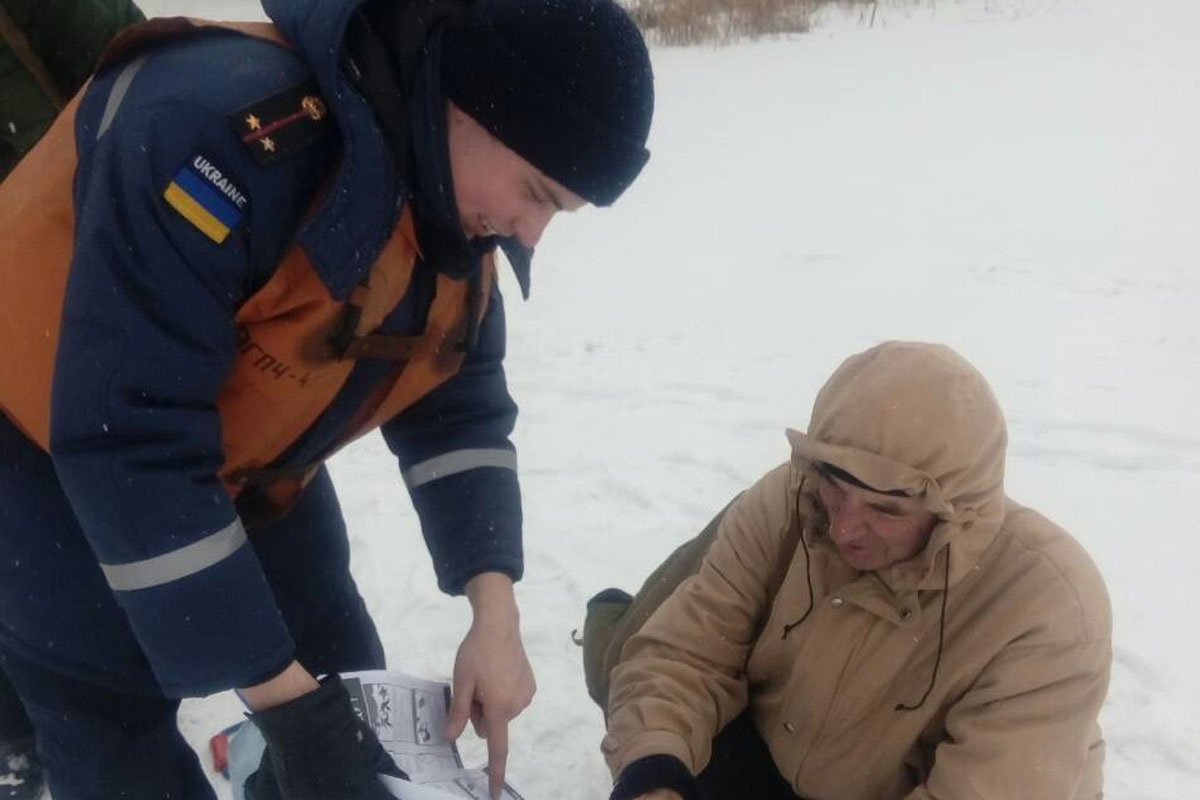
(403, 448, 517, 490)
(97, 54, 149, 139)
(99, 519, 247, 592)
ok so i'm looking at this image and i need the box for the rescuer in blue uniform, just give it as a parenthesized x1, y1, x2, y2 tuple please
(0, 0, 654, 797)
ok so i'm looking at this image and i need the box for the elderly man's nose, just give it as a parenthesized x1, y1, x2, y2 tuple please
(829, 508, 863, 540)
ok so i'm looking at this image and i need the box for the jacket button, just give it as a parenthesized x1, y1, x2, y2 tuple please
(830, 597, 844, 607)
(900, 608, 913, 621)
(784, 722, 796, 732)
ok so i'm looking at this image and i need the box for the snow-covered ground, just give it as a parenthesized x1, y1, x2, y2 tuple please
(131, 0, 1200, 797)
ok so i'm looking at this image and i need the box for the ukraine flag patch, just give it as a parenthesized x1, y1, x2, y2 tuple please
(163, 155, 248, 244)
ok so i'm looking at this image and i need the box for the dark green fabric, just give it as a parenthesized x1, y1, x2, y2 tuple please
(0, 0, 144, 176)
(582, 496, 739, 717)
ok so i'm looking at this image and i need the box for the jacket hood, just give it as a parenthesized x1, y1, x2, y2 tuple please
(261, 0, 403, 299)
(787, 341, 1008, 588)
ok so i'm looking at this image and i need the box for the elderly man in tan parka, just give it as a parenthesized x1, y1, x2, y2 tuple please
(602, 341, 1111, 800)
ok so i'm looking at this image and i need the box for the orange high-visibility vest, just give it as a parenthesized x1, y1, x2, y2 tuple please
(0, 18, 494, 515)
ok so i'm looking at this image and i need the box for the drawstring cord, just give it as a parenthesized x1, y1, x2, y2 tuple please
(896, 542, 951, 711)
(782, 484, 815, 639)
(776, 474, 952, 711)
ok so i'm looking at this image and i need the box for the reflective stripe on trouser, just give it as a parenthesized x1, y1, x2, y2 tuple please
(402, 447, 517, 489)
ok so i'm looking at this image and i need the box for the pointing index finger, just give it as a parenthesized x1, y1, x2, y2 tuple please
(486, 716, 509, 800)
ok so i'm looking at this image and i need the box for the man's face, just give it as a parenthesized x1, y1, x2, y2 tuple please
(817, 470, 938, 572)
(446, 103, 587, 248)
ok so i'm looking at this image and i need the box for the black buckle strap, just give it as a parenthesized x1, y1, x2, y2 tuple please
(227, 464, 313, 489)
(454, 267, 485, 354)
(326, 301, 363, 360)
(341, 333, 423, 361)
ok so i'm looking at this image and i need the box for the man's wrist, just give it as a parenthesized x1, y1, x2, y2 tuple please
(610, 755, 698, 800)
(465, 571, 519, 624)
(238, 660, 320, 711)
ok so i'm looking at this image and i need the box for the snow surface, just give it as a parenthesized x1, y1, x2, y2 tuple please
(133, 1, 1200, 797)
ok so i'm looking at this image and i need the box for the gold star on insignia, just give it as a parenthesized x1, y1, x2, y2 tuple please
(245, 113, 261, 131)
(260, 136, 276, 153)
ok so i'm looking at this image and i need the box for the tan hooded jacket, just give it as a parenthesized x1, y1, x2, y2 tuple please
(604, 342, 1111, 800)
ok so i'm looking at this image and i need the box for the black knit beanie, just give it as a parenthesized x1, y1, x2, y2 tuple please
(440, 0, 654, 207)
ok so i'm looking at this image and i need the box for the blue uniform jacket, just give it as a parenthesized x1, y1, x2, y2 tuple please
(44, 0, 523, 696)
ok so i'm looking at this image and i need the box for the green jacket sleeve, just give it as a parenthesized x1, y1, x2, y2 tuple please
(5, 0, 145, 94)
(0, 0, 144, 164)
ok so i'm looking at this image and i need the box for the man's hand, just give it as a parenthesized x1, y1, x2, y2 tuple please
(633, 792, 684, 800)
(245, 673, 405, 800)
(445, 572, 535, 799)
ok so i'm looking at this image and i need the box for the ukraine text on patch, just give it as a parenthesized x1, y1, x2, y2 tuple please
(163, 155, 248, 244)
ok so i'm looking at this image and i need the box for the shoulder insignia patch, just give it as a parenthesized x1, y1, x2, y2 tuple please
(230, 80, 332, 166)
(163, 154, 249, 244)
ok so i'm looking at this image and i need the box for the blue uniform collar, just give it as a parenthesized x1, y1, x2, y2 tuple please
(262, 0, 402, 300)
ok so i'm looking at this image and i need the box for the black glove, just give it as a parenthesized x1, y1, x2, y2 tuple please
(244, 674, 407, 800)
